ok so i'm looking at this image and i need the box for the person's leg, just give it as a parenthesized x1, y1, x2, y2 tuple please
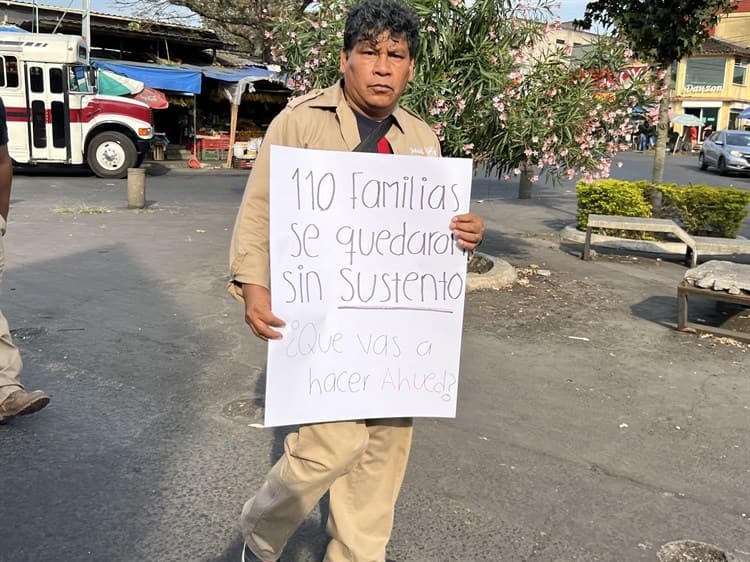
(324, 418, 414, 562)
(0, 227, 48, 422)
(0, 231, 23, 403)
(0, 307, 23, 402)
(240, 421, 370, 562)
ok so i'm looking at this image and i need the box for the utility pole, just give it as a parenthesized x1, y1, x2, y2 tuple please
(82, 0, 91, 63)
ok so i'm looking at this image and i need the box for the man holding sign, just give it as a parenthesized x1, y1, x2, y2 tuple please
(229, 1, 484, 560)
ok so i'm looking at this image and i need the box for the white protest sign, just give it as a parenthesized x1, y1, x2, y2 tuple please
(266, 145, 472, 427)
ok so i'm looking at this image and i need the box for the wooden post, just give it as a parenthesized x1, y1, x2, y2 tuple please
(226, 103, 239, 169)
(677, 286, 688, 331)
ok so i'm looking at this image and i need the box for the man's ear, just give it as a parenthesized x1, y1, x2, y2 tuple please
(340, 50, 348, 73)
(408, 58, 415, 82)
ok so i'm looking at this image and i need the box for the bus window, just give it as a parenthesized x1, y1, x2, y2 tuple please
(0, 56, 19, 88)
(29, 66, 44, 93)
(51, 101, 66, 148)
(31, 100, 47, 148)
(69, 66, 91, 93)
(6, 57, 19, 87)
(50, 68, 63, 93)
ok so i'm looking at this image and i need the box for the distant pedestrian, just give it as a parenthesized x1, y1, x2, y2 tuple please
(0, 97, 49, 423)
(637, 121, 649, 151)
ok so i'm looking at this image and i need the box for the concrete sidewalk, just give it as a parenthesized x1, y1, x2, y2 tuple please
(1, 172, 749, 562)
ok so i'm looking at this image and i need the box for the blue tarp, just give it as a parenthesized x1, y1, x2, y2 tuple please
(0, 25, 25, 32)
(92, 60, 203, 94)
(195, 65, 283, 84)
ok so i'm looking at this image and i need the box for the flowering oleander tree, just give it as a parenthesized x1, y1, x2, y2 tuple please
(268, 0, 659, 198)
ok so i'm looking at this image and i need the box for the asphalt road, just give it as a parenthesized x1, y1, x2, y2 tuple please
(1, 155, 749, 562)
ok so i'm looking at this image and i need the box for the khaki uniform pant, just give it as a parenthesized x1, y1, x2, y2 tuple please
(241, 417, 413, 562)
(0, 216, 24, 403)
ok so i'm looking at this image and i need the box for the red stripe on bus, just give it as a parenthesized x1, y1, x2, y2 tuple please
(4, 99, 151, 125)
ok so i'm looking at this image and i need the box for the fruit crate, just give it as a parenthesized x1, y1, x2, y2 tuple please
(201, 149, 228, 161)
(199, 137, 230, 151)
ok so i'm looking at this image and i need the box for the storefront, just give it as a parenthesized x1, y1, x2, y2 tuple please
(671, 38, 750, 135)
(92, 59, 290, 166)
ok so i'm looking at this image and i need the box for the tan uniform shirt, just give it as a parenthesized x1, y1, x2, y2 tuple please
(229, 81, 441, 299)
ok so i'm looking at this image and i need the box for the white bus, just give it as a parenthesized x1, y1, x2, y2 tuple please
(0, 31, 153, 178)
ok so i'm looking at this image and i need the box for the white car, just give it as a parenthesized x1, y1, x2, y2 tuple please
(698, 130, 750, 175)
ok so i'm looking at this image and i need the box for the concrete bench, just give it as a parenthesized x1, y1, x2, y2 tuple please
(583, 214, 750, 267)
(677, 260, 750, 342)
(582, 214, 696, 265)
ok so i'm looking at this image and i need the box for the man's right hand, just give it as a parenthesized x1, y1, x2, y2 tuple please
(241, 283, 286, 341)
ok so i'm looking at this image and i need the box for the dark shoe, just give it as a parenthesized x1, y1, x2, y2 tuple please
(242, 544, 271, 562)
(0, 389, 49, 422)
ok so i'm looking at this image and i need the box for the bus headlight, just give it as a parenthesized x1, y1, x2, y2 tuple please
(138, 127, 152, 137)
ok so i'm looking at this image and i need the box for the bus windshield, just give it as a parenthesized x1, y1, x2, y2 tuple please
(69, 66, 92, 93)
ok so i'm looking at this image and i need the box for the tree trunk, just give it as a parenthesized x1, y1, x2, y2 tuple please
(652, 68, 674, 185)
(518, 165, 533, 199)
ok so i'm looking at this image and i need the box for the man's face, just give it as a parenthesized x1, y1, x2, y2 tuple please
(340, 31, 414, 121)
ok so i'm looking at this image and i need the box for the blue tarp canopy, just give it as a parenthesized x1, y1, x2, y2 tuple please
(92, 60, 202, 94)
(192, 65, 286, 105)
(196, 65, 282, 83)
(91, 60, 288, 102)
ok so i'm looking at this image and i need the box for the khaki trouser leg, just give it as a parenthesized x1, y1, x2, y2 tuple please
(240, 421, 371, 561)
(323, 418, 413, 562)
(0, 225, 24, 403)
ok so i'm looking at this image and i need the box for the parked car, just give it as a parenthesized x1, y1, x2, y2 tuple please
(698, 130, 750, 175)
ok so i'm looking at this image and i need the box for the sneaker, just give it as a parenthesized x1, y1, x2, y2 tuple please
(242, 544, 271, 562)
(0, 389, 49, 422)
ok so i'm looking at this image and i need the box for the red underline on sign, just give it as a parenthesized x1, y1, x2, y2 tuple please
(337, 306, 453, 314)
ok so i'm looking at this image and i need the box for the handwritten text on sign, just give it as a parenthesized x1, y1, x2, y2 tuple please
(266, 146, 472, 427)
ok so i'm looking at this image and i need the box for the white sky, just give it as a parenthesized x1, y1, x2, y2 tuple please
(33, 0, 590, 24)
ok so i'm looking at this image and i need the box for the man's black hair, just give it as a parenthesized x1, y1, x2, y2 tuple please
(343, 0, 419, 59)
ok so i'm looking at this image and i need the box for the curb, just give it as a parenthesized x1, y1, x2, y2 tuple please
(466, 253, 517, 291)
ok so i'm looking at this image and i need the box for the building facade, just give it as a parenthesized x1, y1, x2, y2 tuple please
(670, 1, 750, 134)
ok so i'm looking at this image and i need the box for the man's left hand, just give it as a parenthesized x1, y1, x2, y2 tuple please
(451, 213, 484, 251)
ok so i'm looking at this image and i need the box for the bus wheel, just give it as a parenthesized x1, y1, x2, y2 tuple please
(87, 131, 137, 178)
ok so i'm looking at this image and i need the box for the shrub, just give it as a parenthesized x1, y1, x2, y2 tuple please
(576, 179, 652, 229)
(659, 185, 750, 238)
(577, 180, 750, 239)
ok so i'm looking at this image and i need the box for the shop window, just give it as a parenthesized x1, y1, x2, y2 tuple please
(0, 56, 19, 88)
(29, 66, 44, 93)
(729, 110, 740, 130)
(49, 68, 63, 93)
(684, 57, 726, 93)
(734, 58, 747, 85)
